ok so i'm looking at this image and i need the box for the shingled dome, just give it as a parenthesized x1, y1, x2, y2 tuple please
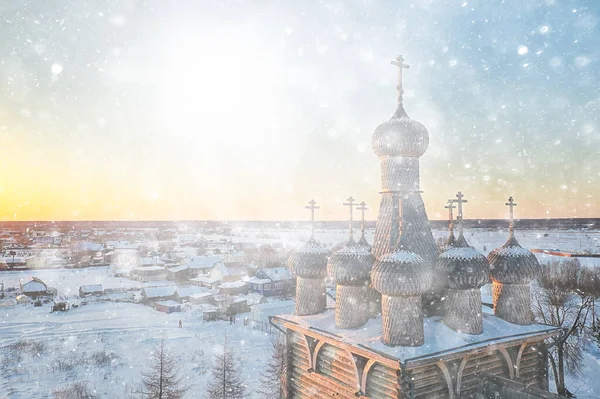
(488, 233, 540, 284)
(288, 236, 329, 279)
(327, 238, 374, 286)
(356, 233, 372, 252)
(371, 244, 432, 297)
(372, 104, 430, 158)
(437, 232, 490, 290)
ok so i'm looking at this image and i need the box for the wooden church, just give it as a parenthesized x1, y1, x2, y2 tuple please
(273, 56, 563, 399)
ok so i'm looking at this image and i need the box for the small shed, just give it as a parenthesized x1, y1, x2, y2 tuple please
(189, 292, 214, 305)
(203, 307, 218, 321)
(175, 286, 209, 303)
(79, 284, 104, 297)
(153, 300, 181, 314)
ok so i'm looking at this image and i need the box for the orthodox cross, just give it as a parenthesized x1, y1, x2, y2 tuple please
(505, 196, 517, 233)
(343, 196, 357, 238)
(453, 191, 468, 232)
(356, 201, 368, 236)
(305, 199, 320, 236)
(391, 55, 410, 104)
(444, 199, 456, 222)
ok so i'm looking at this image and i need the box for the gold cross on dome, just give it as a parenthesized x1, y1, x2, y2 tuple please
(444, 199, 456, 222)
(391, 55, 410, 103)
(505, 196, 517, 220)
(343, 197, 357, 238)
(305, 199, 320, 235)
(356, 201, 368, 235)
(505, 196, 518, 233)
(453, 191, 468, 221)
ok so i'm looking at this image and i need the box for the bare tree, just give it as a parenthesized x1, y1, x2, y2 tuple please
(140, 338, 190, 399)
(206, 336, 246, 399)
(256, 338, 287, 399)
(532, 259, 600, 397)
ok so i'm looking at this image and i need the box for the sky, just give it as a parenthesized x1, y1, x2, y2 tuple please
(0, 0, 598, 222)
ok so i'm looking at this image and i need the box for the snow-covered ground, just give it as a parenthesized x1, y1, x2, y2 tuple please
(0, 302, 273, 398)
(1, 227, 600, 398)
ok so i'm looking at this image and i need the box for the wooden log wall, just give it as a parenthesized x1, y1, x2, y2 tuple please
(283, 323, 552, 399)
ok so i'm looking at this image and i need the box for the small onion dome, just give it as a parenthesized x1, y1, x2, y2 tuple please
(488, 233, 540, 284)
(356, 233, 372, 252)
(437, 232, 490, 290)
(288, 236, 329, 279)
(372, 104, 429, 158)
(371, 246, 432, 297)
(327, 238, 374, 286)
(440, 230, 456, 252)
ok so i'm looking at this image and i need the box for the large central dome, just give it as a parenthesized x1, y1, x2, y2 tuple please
(372, 104, 429, 158)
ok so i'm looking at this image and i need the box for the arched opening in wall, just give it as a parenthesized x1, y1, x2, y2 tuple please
(516, 343, 546, 389)
(410, 363, 452, 399)
(289, 330, 311, 371)
(364, 361, 401, 398)
(314, 343, 361, 392)
(458, 350, 512, 398)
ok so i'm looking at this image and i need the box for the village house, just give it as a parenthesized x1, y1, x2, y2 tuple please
(132, 265, 167, 281)
(78, 284, 104, 297)
(217, 281, 248, 296)
(166, 264, 190, 282)
(249, 266, 295, 296)
(174, 285, 209, 303)
(185, 255, 221, 276)
(140, 285, 176, 302)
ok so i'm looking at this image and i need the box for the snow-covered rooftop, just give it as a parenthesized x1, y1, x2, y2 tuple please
(185, 255, 221, 269)
(79, 284, 104, 293)
(142, 285, 176, 298)
(218, 281, 247, 289)
(257, 267, 293, 282)
(275, 307, 561, 366)
(168, 264, 189, 273)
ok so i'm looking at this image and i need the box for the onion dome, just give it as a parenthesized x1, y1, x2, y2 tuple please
(356, 233, 372, 252)
(437, 231, 490, 290)
(440, 229, 456, 252)
(488, 233, 540, 284)
(371, 236, 432, 297)
(327, 238, 374, 286)
(288, 236, 329, 279)
(372, 104, 430, 158)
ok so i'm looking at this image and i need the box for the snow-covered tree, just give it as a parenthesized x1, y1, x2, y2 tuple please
(256, 338, 287, 399)
(206, 336, 245, 399)
(140, 338, 189, 399)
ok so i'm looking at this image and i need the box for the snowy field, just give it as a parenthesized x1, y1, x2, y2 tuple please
(0, 302, 273, 398)
(0, 227, 599, 398)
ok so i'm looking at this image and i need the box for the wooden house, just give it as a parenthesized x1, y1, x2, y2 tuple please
(250, 267, 295, 296)
(79, 284, 104, 297)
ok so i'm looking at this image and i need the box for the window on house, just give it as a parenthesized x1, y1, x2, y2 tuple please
(264, 284, 271, 290)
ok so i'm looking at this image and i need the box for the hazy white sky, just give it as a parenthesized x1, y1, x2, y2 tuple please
(0, 0, 598, 221)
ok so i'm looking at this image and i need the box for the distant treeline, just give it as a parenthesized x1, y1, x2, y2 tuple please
(0, 218, 598, 231)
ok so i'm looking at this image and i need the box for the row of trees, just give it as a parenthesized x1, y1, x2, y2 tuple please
(139, 335, 286, 399)
(533, 258, 600, 397)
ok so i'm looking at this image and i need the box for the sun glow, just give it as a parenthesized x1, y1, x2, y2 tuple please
(159, 29, 283, 153)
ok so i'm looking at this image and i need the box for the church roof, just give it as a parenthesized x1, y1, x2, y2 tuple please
(372, 104, 430, 158)
(273, 306, 561, 368)
(327, 237, 374, 286)
(288, 236, 328, 279)
(488, 233, 540, 284)
(371, 231, 433, 297)
(437, 231, 490, 289)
